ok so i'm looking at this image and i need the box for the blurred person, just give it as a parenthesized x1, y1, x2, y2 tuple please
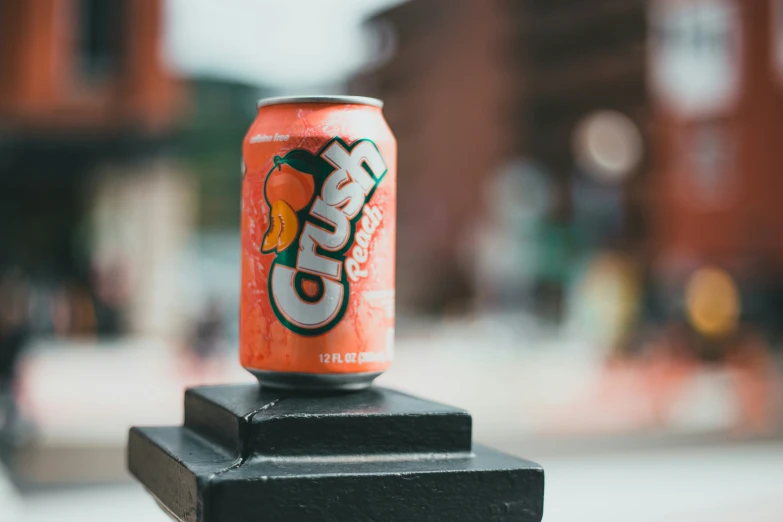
(725, 327, 783, 435)
(470, 159, 558, 316)
(90, 260, 131, 337)
(644, 322, 703, 427)
(189, 298, 227, 360)
(182, 297, 229, 383)
(570, 171, 624, 249)
(642, 318, 783, 434)
(50, 281, 98, 339)
(566, 251, 643, 359)
(0, 268, 30, 437)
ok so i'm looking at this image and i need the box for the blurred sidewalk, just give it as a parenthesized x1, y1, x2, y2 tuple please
(381, 316, 783, 446)
(3, 321, 783, 521)
(15, 318, 783, 443)
(540, 440, 783, 522)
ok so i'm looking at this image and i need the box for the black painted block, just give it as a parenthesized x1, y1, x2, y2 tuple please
(128, 384, 544, 522)
(183, 385, 473, 457)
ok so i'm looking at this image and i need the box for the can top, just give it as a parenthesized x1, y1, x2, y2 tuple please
(256, 95, 383, 110)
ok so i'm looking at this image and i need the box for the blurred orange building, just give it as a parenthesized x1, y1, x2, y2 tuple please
(649, 0, 783, 338)
(517, 0, 647, 181)
(356, 0, 783, 343)
(0, 0, 179, 131)
(0, 0, 191, 339)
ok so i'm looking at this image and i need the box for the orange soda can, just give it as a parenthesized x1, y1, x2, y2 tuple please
(240, 96, 396, 390)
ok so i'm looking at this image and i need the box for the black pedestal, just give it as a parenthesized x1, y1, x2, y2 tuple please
(128, 385, 544, 522)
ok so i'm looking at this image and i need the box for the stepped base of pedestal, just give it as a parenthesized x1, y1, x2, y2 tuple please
(128, 385, 544, 522)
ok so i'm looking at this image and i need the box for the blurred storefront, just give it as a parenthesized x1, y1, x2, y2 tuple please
(0, 1, 781, 516)
(358, 0, 783, 350)
(354, 0, 783, 437)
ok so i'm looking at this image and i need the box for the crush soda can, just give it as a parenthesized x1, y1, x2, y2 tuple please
(240, 96, 397, 390)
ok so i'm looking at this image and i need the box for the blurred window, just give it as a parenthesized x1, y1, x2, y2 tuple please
(78, 0, 125, 80)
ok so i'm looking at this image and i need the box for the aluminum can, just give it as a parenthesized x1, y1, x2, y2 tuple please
(240, 95, 396, 390)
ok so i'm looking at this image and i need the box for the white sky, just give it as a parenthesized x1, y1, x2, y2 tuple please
(164, 0, 407, 89)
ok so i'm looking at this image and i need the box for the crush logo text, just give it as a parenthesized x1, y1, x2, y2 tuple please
(259, 137, 387, 336)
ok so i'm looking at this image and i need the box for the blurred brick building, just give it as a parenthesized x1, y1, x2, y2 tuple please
(0, 0, 191, 338)
(352, 0, 514, 312)
(353, 0, 648, 314)
(0, 0, 179, 132)
(649, 0, 783, 339)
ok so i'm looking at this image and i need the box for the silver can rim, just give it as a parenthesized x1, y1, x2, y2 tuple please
(256, 95, 383, 110)
(248, 369, 382, 391)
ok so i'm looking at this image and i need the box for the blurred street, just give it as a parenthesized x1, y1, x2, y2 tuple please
(10, 317, 783, 457)
(3, 0, 783, 519)
(3, 320, 782, 522)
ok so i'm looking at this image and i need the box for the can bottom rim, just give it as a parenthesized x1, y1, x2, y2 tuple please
(247, 369, 382, 392)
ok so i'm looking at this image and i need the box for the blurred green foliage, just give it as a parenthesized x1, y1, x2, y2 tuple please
(179, 80, 269, 229)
